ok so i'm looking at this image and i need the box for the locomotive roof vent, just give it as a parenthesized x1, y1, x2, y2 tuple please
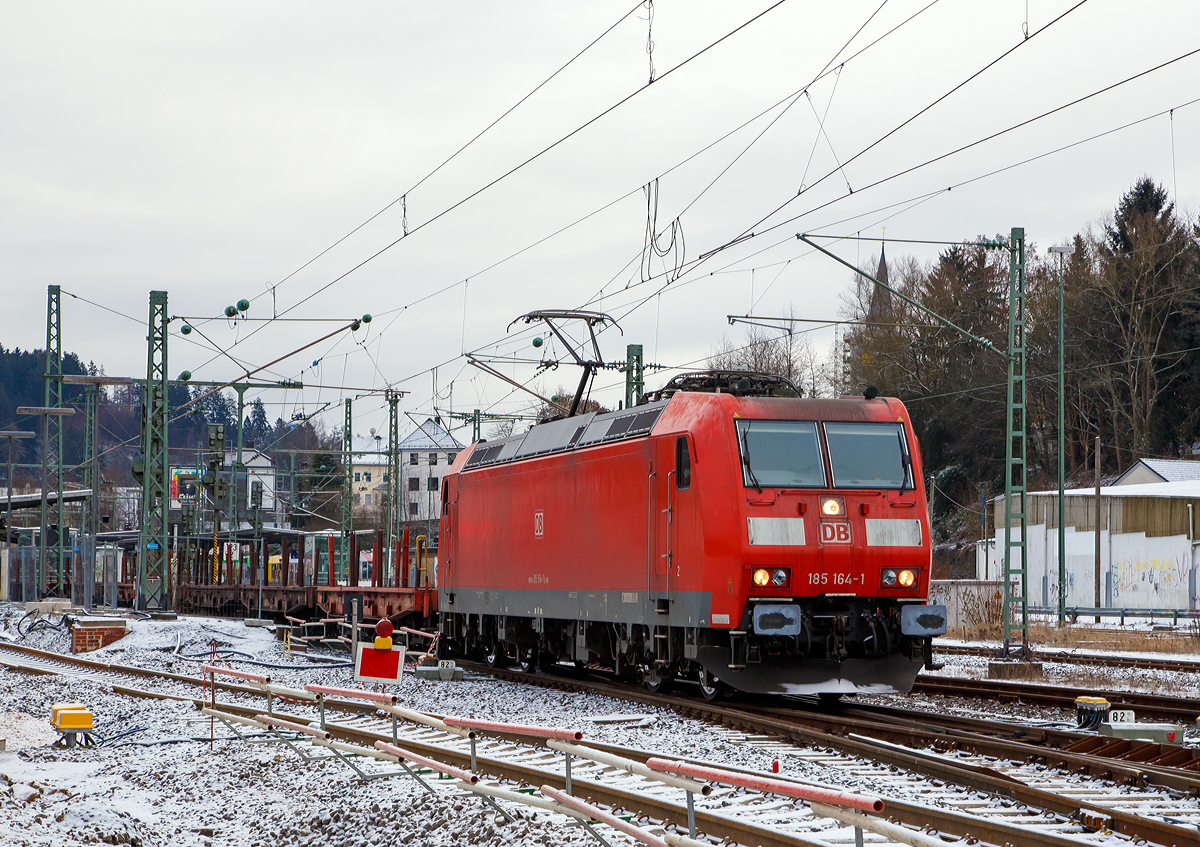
(863, 385, 879, 400)
(643, 370, 802, 402)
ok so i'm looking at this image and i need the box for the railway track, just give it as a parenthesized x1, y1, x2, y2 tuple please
(913, 673, 1200, 722)
(934, 642, 1200, 675)
(4, 638, 1195, 844)
(459, 660, 1200, 846)
(4, 642, 1197, 847)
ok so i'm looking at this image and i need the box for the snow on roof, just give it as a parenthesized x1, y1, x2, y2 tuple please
(397, 417, 464, 451)
(347, 419, 464, 463)
(1028, 479, 1200, 499)
(1115, 458, 1200, 484)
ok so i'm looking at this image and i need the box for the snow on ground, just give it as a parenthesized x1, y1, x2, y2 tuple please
(2, 604, 1196, 846)
(932, 636, 1200, 700)
(847, 636, 1200, 744)
(0, 608, 875, 847)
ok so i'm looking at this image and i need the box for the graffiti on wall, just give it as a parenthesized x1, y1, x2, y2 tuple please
(1112, 556, 1188, 603)
(930, 580, 1003, 635)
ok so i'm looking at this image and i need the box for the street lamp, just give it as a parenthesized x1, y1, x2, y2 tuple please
(1, 430, 36, 600)
(16, 406, 76, 599)
(1049, 245, 1072, 624)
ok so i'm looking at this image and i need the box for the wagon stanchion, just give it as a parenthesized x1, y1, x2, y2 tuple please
(442, 716, 585, 794)
(646, 757, 884, 813)
(540, 785, 710, 847)
(811, 801, 947, 847)
(545, 740, 711, 838)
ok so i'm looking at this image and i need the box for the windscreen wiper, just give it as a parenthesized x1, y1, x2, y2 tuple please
(740, 425, 764, 494)
(897, 430, 911, 494)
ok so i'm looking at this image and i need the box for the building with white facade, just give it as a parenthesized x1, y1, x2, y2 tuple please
(347, 418, 465, 527)
(978, 479, 1200, 611)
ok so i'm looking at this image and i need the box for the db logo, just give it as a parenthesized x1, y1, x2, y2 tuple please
(533, 510, 544, 538)
(820, 521, 852, 544)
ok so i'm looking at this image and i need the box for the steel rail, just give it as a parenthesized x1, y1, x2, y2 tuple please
(913, 673, 1200, 721)
(461, 662, 1200, 847)
(0, 641, 376, 714)
(742, 700, 1200, 793)
(934, 642, 1200, 674)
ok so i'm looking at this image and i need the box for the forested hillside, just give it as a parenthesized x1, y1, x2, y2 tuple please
(0, 352, 340, 524)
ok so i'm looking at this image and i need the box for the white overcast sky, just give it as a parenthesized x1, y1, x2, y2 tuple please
(2, 1, 1197, 442)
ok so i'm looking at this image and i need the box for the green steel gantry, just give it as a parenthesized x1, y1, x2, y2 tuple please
(1001, 227, 1029, 653)
(137, 291, 170, 610)
(43, 285, 64, 597)
(623, 344, 645, 409)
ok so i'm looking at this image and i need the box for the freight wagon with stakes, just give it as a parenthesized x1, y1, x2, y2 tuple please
(438, 369, 948, 699)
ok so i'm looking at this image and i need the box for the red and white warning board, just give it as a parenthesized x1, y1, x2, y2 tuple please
(354, 642, 406, 686)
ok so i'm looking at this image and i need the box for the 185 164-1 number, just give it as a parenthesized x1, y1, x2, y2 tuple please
(808, 572, 861, 586)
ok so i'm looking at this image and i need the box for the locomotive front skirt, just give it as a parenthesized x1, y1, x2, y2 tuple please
(438, 384, 947, 697)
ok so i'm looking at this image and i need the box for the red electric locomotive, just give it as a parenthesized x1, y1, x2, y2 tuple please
(438, 371, 946, 697)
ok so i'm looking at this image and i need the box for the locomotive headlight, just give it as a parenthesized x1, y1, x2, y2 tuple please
(752, 568, 771, 587)
(898, 569, 916, 587)
(820, 496, 845, 516)
(771, 569, 789, 586)
(882, 569, 898, 586)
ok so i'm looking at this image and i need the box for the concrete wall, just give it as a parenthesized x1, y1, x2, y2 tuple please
(929, 580, 1003, 632)
(977, 524, 1196, 610)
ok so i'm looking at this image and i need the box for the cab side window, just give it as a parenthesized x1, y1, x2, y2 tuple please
(676, 436, 691, 490)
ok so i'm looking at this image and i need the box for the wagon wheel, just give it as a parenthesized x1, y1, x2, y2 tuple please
(641, 667, 672, 694)
(698, 667, 727, 701)
(484, 639, 506, 669)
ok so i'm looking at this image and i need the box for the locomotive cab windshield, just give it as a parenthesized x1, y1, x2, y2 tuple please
(736, 419, 915, 490)
(824, 421, 913, 490)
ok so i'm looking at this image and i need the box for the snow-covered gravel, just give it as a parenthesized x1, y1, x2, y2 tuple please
(3, 604, 1195, 846)
(0, 608, 874, 847)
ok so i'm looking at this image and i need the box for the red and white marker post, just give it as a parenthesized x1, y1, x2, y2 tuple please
(354, 619, 406, 685)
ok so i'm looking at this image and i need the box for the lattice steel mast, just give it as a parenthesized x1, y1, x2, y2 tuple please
(137, 291, 170, 610)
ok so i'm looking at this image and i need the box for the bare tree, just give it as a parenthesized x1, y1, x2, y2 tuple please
(707, 306, 823, 394)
